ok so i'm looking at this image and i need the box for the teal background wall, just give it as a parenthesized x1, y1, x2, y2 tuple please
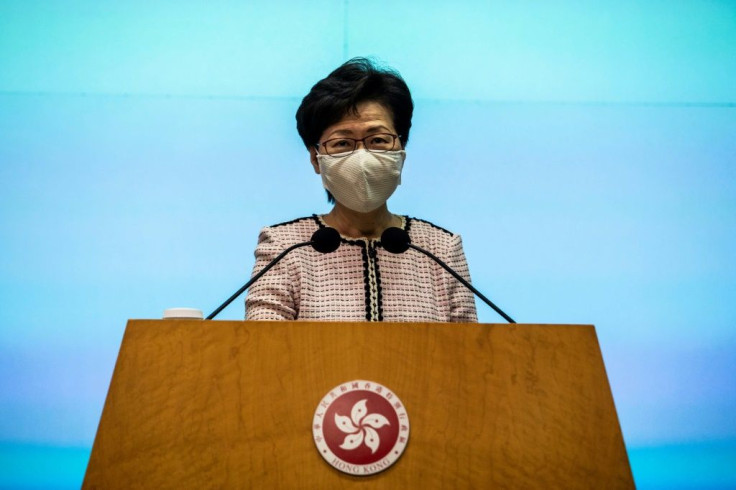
(1, 1, 735, 488)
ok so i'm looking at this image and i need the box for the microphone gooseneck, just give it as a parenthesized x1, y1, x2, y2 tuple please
(206, 227, 341, 320)
(380, 227, 516, 324)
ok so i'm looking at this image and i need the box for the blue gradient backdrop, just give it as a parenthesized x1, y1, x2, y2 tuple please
(1, 1, 735, 488)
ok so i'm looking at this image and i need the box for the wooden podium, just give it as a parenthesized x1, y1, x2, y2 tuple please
(83, 320, 634, 489)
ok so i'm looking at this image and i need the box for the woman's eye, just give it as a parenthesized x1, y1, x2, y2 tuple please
(330, 140, 350, 148)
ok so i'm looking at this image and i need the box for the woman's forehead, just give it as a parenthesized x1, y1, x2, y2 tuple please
(322, 101, 395, 138)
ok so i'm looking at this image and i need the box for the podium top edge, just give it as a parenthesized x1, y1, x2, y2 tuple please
(126, 319, 595, 329)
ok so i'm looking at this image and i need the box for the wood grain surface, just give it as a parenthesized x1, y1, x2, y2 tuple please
(83, 320, 634, 489)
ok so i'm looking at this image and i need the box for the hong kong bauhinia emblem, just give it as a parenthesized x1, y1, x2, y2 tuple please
(312, 380, 410, 475)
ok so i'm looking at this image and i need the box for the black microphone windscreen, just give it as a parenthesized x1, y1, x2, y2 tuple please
(381, 227, 411, 254)
(311, 227, 341, 253)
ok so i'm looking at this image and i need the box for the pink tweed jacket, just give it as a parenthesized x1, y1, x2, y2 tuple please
(245, 215, 477, 323)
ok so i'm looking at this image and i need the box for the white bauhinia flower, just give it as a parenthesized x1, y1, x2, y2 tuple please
(335, 399, 391, 454)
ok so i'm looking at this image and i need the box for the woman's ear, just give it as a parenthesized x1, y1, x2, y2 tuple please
(309, 147, 320, 174)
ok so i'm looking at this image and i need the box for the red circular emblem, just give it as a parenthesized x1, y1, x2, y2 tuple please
(313, 380, 410, 475)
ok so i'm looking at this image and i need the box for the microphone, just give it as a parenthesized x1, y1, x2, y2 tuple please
(381, 227, 516, 323)
(206, 227, 340, 320)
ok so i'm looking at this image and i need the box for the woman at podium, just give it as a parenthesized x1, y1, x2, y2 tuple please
(245, 58, 477, 323)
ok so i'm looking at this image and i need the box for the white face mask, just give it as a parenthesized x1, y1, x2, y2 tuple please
(316, 149, 406, 213)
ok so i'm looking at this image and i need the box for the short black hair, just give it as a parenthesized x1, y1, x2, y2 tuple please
(296, 57, 414, 149)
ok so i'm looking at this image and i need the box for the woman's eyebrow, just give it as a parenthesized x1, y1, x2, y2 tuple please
(328, 125, 392, 137)
(328, 128, 356, 137)
(364, 125, 392, 133)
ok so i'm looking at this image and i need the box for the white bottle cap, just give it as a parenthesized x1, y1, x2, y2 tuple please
(163, 307, 204, 319)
